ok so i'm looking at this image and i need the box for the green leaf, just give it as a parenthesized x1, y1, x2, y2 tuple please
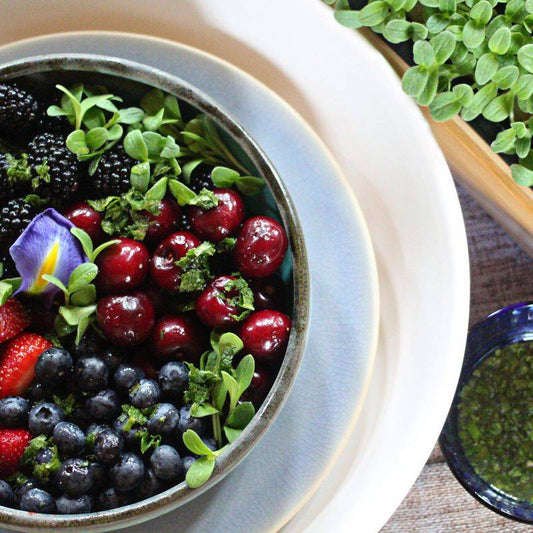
(182, 159, 204, 184)
(183, 429, 215, 457)
(130, 162, 151, 193)
(411, 22, 428, 41)
(453, 84, 474, 106)
(235, 355, 255, 396)
(416, 69, 439, 106)
(139, 431, 161, 454)
(402, 66, 430, 97)
(235, 176, 266, 196)
(488, 26, 511, 55)
(383, 20, 412, 43)
(221, 371, 240, 410)
(429, 92, 462, 121)
(86, 127, 109, 151)
(516, 137, 531, 159)
(333, 10, 362, 28)
(482, 92, 514, 122)
(91, 239, 120, 262)
(513, 74, 533, 100)
(413, 40, 435, 66)
(70, 284, 97, 306)
(68, 262, 98, 293)
(124, 129, 148, 161)
(145, 177, 169, 203)
(518, 44, 533, 73)
(188, 188, 219, 209)
(226, 402, 255, 430)
(511, 164, 533, 186)
(470, 1, 492, 25)
(475, 53, 500, 85)
(142, 132, 166, 159)
(491, 128, 516, 152)
(0, 278, 21, 305)
(190, 403, 220, 417)
(107, 124, 123, 141)
(186, 456, 216, 488)
(119, 107, 144, 124)
(168, 179, 196, 206)
(160, 136, 181, 159)
(426, 13, 449, 34)
(218, 332, 244, 356)
(42, 274, 68, 295)
(493, 66, 519, 89)
(224, 426, 242, 444)
(211, 166, 240, 188)
(59, 304, 97, 326)
(461, 83, 498, 120)
(143, 108, 165, 131)
(463, 21, 485, 49)
(66, 130, 89, 155)
(357, 1, 389, 26)
(431, 31, 456, 65)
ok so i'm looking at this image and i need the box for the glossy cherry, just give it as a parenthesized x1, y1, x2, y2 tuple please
(95, 238, 149, 294)
(187, 188, 244, 243)
(96, 292, 155, 347)
(239, 310, 291, 364)
(143, 199, 181, 244)
(150, 232, 201, 292)
(151, 316, 207, 364)
(241, 366, 274, 408)
(196, 275, 242, 329)
(233, 216, 288, 278)
(249, 276, 287, 312)
(65, 202, 104, 243)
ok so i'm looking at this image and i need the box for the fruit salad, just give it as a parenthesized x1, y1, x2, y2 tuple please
(0, 80, 292, 515)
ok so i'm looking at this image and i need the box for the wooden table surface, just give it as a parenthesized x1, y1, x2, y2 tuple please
(382, 183, 533, 532)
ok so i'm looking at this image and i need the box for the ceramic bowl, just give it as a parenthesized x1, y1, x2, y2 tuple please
(0, 54, 309, 532)
(440, 302, 533, 525)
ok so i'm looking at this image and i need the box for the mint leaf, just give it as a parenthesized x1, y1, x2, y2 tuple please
(188, 188, 219, 210)
(176, 242, 216, 293)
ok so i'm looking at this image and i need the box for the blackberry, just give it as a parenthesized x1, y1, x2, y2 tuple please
(92, 145, 134, 197)
(0, 84, 41, 139)
(0, 198, 36, 244)
(189, 164, 213, 193)
(0, 249, 17, 278)
(27, 132, 83, 202)
(0, 153, 32, 201)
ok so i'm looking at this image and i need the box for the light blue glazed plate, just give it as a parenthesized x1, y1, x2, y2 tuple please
(0, 33, 379, 532)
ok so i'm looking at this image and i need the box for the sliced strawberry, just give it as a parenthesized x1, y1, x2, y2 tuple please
(0, 298, 30, 344)
(0, 428, 31, 477)
(0, 333, 52, 398)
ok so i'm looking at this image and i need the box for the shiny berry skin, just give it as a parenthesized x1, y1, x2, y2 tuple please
(150, 231, 201, 292)
(56, 458, 93, 497)
(64, 202, 104, 243)
(151, 316, 207, 363)
(96, 487, 129, 511)
(109, 453, 145, 492)
(74, 356, 109, 393)
(158, 361, 189, 400)
(53, 422, 86, 458)
(249, 276, 288, 312)
(150, 445, 182, 482)
(241, 367, 274, 408)
(20, 488, 55, 514)
(177, 405, 208, 437)
(85, 389, 120, 421)
(188, 188, 244, 243)
(147, 403, 179, 437)
(114, 364, 144, 394)
(196, 275, 242, 329)
(0, 396, 29, 427)
(144, 199, 181, 243)
(96, 238, 149, 294)
(28, 402, 65, 436)
(0, 480, 14, 508)
(234, 216, 288, 278)
(128, 378, 161, 409)
(34, 347, 73, 386)
(56, 494, 92, 514)
(94, 429, 124, 464)
(239, 310, 291, 364)
(97, 292, 155, 347)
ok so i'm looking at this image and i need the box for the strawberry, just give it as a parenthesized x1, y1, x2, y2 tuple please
(0, 333, 52, 398)
(0, 298, 30, 344)
(0, 428, 31, 477)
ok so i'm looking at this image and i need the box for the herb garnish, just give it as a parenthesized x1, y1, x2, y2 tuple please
(176, 242, 217, 293)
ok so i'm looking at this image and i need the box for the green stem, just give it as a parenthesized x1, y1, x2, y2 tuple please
(212, 412, 223, 448)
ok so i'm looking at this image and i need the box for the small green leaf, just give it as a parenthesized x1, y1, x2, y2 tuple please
(235, 354, 255, 395)
(221, 371, 240, 410)
(160, 136, 181, 159)
(145, 177, 169, 203)
(516, 137, 531, 159)
(482, 92, 514, 122)
(518, 44, 533, 73)
(68, 263, 98, 293)
(513, 75, 533, 100)
(429, 92, 462, 121)
(431, 31, 456, 65)
(511, 163, 533, 186)
(453, 84, 474, 107)
(42, 274, 68, 295)
(85, 127, 109, 151)
(59, 304, 97, 326)
(186, 456, 216, 488)
(142, 131, 166, 159)
(226, 402, 255, 430)
(333, 10, 362, 28)
(143, 109, 165, 131)
(463, 21, 485, 49)
(119, 107, 144, 124)
(107, 124, 123, 141)
(235, 176, 266, 196)
(211, 166, 240, 188)
(491, 128, 516, 153)
(130, 162, 151, 193)
(91, 239, 120, 262)
(461, 83, 498, 120)
(182, 159, 204, 184)
(224, 426, 242, 444)
(66, 130, 89, 155)
(358, 1, 389, 26)
(124, 129, 148, 161)
(470, 1, 492, 25)
(475, 53, 500, 85)
(70, 284, 97, 306)
(75, 316, 91, 345)
(190, 403, 220, 417)
(383, 19, 412, 43)
(182, 429, 215, 457)
(413, 40, 435, 66)
(402, 66, 430, 97)
(0, 278, 22, 305)
(218, 332, 244, 357)
(493, 66, 519, 90)
(416, 69, 439, 106)
(488, 26, 511, 55)
(168, 179, 196, 206)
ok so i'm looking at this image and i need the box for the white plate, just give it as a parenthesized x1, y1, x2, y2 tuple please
(0, 1, 470, 531)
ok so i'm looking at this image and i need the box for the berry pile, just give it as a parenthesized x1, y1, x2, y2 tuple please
(0, 80, 292, 515)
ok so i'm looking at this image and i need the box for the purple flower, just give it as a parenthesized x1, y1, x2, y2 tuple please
(10, 208, 86, 306)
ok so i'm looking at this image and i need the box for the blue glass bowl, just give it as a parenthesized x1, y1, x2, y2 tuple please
(440, 302, 533, 524)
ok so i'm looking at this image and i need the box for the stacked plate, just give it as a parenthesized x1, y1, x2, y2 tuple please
(0, 1, 470, 531)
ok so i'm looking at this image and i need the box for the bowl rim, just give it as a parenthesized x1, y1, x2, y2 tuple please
(439, 301, 533, 525)
(0, 53, 310, 531)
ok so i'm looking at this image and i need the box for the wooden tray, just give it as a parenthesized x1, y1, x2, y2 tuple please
(360, 28, 533, 257)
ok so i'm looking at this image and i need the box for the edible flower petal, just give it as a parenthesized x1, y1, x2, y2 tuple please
(10, 208, 86, 306)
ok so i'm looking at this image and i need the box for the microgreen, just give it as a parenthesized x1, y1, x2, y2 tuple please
(330, 0, 533, 182)
(183, 332, 256, 488)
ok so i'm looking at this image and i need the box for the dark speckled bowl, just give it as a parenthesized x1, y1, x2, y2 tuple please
(0, 55, 309, 532)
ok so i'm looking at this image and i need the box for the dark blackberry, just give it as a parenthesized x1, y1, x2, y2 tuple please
(37, 99, 70, 134)
(0, 84, 41, 139)
(0, 153, 32, 200)
(92, 145, 134, 197)
(188, 164, 213, 193)
(0, 198, 36, 244)
(27, 132, 83, 202)
(0, 249, 17, 278)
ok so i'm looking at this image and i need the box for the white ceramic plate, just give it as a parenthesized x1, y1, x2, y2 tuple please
(0, 1, 470, 530)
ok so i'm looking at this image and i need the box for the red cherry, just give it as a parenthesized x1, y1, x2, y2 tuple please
(188, 188, 244, 243)
(151, 316, 207, 364)
(196, 275, 242, 329)
(96, 292, 155, 347)
(239, 310, 291, 364)
(241, 366, 275, 408)
(249, 276, 288, 312)
(144, 199, 181, 244)
(131, 352, 159, 380)
(150, 232, 201, 292)
(234, 216, 288, 278)
(95, 238, 149, 294)
(65, 202, 104, 243)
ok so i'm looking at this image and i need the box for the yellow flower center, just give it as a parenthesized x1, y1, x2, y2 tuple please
(33, 241, 60, 293)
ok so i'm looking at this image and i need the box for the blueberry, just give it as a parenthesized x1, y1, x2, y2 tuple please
(150, 445, 182, 481)
(96, 487, 129, 511)
(88, 462, 108, 494)
(202, 437, 217, 453)
(109, 453, 145, 492)
(26, 382, 51, 402)
(20, 488, 55, 513)
(53, 422, 85, 457)
(181, 456, 196, 476)
(136, 468, 165, 500)
(33, 447, 59, 485)
(94, 429, 123, 464)
(74, 356, 109, 392)
(114, 365, 144, 394)
(86, 423, 109, 452)
(28, 402, 65, 436)
(177, 405, 208, 437)
(158, 361, 188, 399)
(129, 379, 161, 409)
(85, 389, 120, 421)
(34, 347, 73, 386)
(14, 478, 38, 506)
(100, 347, 124, 372)
(147, 403, 179, 437)
(0, 396, 29, 427)
(56, 458, 93, 497)
(113, 415, 142, 449)
(56, 494, 92, 514)
(68, 405, 92, 430)
(0, 480, 14, 508)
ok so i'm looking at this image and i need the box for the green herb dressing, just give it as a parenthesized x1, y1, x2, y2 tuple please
(458, 341, 533, 503)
